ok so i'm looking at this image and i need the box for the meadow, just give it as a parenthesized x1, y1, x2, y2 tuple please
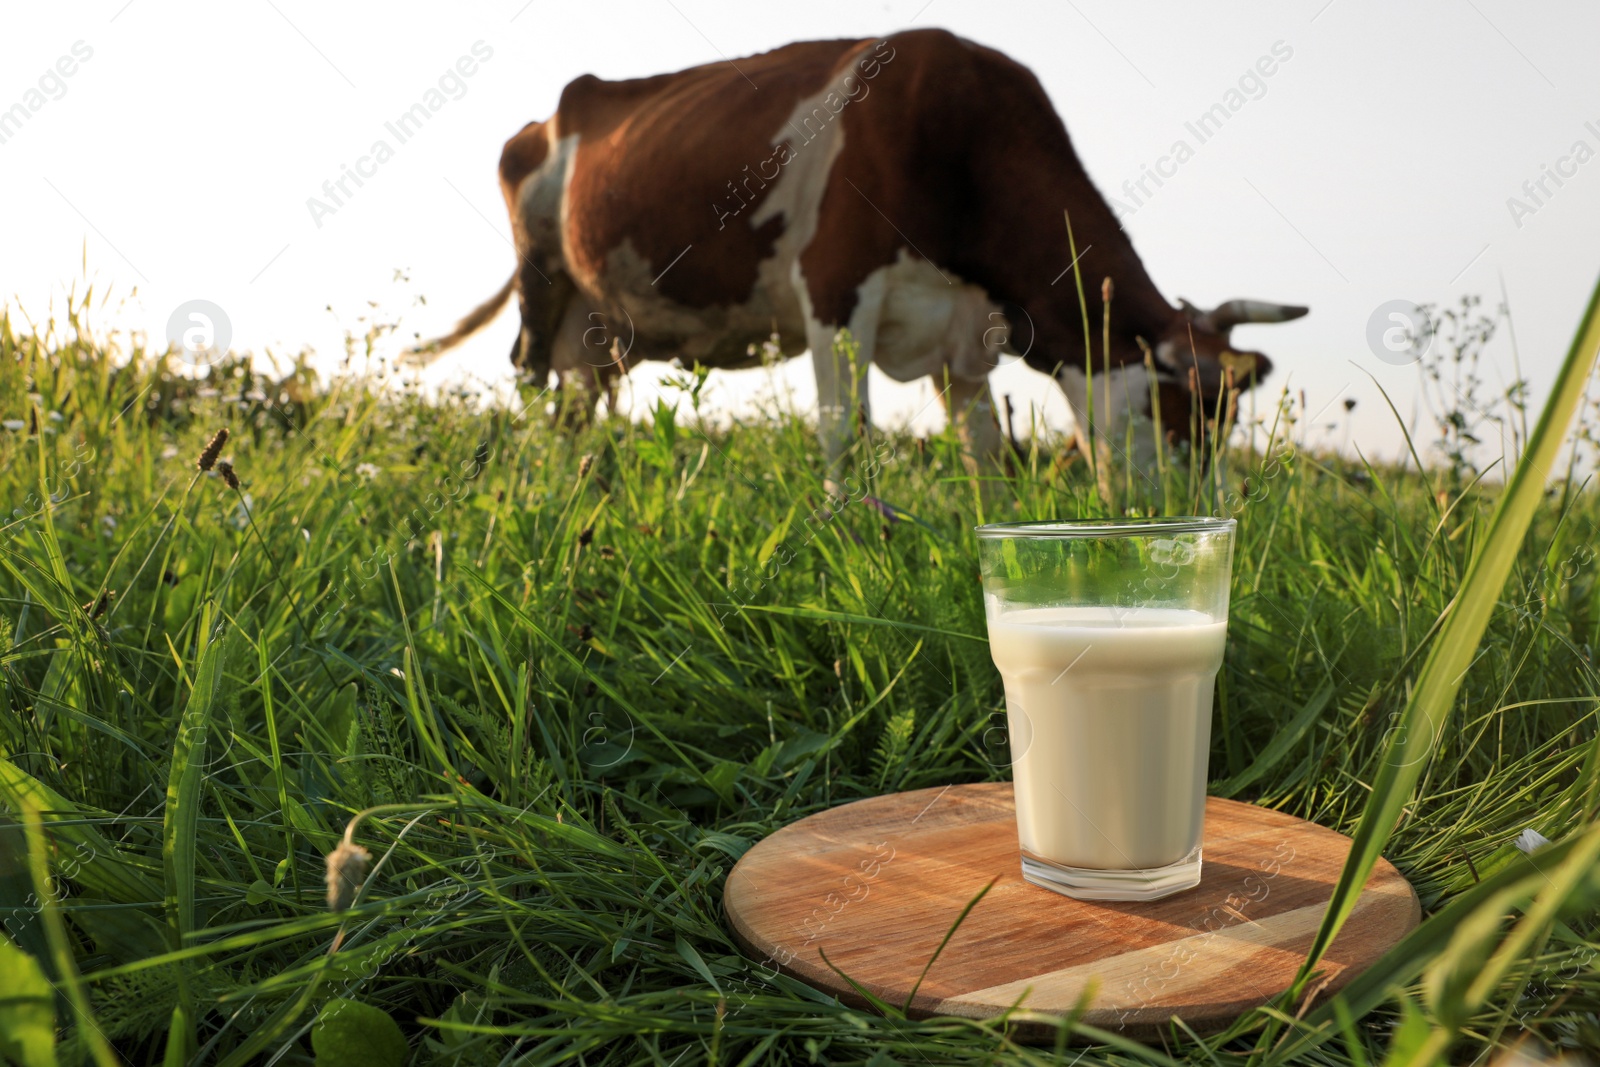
(0, 286, 1597, 1067)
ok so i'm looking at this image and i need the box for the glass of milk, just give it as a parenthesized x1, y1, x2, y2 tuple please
(976, 518, 1235, 901)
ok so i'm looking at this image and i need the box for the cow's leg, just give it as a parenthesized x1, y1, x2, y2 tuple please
(941, 375, 1005, 476)
(1053, 365, 1114, 500)
(546, 294, 619, 428)
(1101, 363, 1163, 499)
(806, 294, 884, 500)
(1053, 364, 1163, 501)
(808, 321, 870, 497)
(512, 267, 575, 391)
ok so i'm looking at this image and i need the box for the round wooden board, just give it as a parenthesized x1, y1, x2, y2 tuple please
(724, 782, 1419, 1041)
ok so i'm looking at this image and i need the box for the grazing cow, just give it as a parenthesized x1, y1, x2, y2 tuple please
(419, 29, 1306, 485)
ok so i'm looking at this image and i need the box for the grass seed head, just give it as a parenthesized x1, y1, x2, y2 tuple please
(82, 590, 114, 619)
(578, 453, 595, 478)
(197, 428, 229, 472)
(216, 460, 240, 490)
(325, 841, 371, 912)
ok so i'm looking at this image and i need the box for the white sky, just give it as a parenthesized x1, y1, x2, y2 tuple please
(5, 0, 1600, 463)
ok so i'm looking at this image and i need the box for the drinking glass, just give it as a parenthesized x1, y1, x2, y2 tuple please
(976, 518, 1235, 901)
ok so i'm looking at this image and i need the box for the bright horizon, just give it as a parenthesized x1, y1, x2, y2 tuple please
(5, 0, 1600, 468)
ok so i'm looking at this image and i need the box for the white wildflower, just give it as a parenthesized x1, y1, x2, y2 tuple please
(1514, 828, 1552, 854)
(355, 463, 380, 481)
(161, 445, 180, 459)
(2, 420, 24, 432)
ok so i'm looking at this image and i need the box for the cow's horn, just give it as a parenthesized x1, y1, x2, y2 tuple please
(1204, 299, 1309, 332)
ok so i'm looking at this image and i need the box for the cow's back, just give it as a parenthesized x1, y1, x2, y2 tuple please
(553, 39, 876, 310)
(523, 30, 1073, 366)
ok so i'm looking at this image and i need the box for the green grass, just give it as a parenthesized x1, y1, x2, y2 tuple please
(0, 290, 1598, 1067)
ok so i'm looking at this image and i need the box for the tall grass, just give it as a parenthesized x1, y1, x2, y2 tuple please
(0, 284, 1596, 1065)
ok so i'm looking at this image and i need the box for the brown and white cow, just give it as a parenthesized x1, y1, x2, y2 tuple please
(419, 29, 1306, 485)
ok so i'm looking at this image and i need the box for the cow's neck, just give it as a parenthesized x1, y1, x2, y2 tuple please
(1017, 196, 1177, 375)
(953, 97, 1177, 375)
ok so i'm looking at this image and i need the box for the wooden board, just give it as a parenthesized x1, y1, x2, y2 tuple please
(724, 782, 1418, 1041)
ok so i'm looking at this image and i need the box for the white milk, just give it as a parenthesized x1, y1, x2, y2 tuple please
(987, 606, 1227, 870)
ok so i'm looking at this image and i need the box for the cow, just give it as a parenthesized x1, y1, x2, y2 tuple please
(417, 28, 1306, 490)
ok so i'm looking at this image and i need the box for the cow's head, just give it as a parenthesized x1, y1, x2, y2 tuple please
(1150, 298, 1307, 445)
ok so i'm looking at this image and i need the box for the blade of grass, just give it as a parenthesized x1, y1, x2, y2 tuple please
(1260, 831, 1584, 1061)
(161, 598, 226, 1057)
(1257, 270, 1600, 1058)
(20, 798, 118, 1067)
(1212, 681, 1334, 797)
(163, 600, 225, 942)
(815, 944, 904, 1020)
(903, 875, 998, 1013)
(1064, 210, 1098, 494)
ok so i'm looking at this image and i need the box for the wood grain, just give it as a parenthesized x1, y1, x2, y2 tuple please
(724, 782, 1418, 1041)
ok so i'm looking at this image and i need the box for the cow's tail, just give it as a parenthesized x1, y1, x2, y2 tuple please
(406, 272, 516, 365)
